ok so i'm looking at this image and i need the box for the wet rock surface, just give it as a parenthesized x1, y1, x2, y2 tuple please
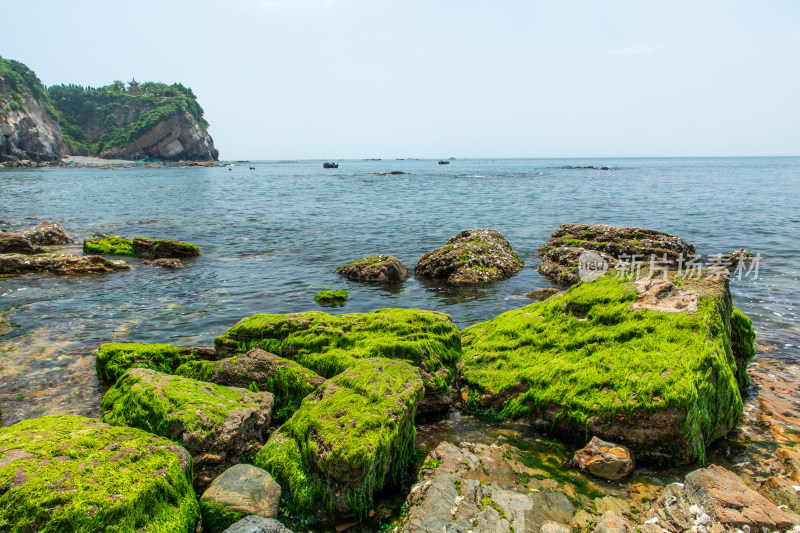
(201, 464, 281, 532)
(572, 437, 634, 481)
(143, 257, 184, 268)
(537, 224, 696, 286)
(415, 228, 524, 284)
(132, 236, 200, 258)
(335, 254, 410, 283)
(100, 368, 274, 489)
(0, 252, 130, 275)
(17, 221, 74, 245)
(0, 233, 41, 254)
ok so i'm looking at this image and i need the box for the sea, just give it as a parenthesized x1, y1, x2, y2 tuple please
(1, 156, 798, 424)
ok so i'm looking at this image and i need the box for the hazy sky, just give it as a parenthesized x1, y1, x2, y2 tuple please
(4, 1, 798, 159)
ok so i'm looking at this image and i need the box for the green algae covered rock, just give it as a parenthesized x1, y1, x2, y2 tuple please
(96, 342, 216, 383)
(459, 274, 755, 464)
(83, 236, 136, 255)
(313, 289, 348, 304)
(335, 254, 410, 283)
(214, 308, 461, 415)
(175, 348, 325, 424)
(254, 358, 423, 519)
(101, 368, 274, 488)
(0, 414, 198, 532)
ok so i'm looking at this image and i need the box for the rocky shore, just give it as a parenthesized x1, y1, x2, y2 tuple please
(1, 224, 799, 533)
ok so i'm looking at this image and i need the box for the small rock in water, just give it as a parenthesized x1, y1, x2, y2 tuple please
(143, 258, 184, 269)
(335, 254, 409, 283)
(725, 247, 755, 266)
(524, 287, 562, 301)
(572, 436, 635, 481)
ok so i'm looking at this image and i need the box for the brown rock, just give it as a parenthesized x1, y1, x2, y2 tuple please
(143, 258, 184, 269)
(0, 233, 40, 254)
(573, 437, 634, 481)
(0, 253, 130, 275)
(415, 228, 524, 284)
(132, 237, 199, 259)
(201, 463, 281, 519)
(18, 221, 74, 245)
(632, 278, 698, 313)
(537, 224, 695, 286)
(593, 511, 635, 533)
(759, 476, 800, 514)
(525, 287, 562, 301)
(335, 254, 409, 283)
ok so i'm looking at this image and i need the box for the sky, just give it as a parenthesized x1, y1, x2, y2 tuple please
(3, 0, 799, 159)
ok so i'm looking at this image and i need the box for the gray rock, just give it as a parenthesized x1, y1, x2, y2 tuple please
(18, 221, 74, 245)
(202, 464, 281, 520)
(222, 515, 293, 533)
(524, 287, 562, 301)
(335, 254, 410, 283)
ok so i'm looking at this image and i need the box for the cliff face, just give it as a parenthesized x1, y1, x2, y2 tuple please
(0, 59, 62, 163)
(98, 111, 218, 161)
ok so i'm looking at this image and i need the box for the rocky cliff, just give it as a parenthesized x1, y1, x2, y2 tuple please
(0, 57, 218, 163)
(0, 57, 62, 163)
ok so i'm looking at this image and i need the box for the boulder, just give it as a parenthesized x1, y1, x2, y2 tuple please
(200, 464, 281, 533)
(0, 233, 40, 254)
(132, 237, 200, 258)
(17, 221, 74, 245)
(0, 253, 130, 275)
(537, 224, 696, 286)
(572, 437, 634, 481)
(415, 228, 524, 283)
(335, 254, 410, 282)
(175, 348, 324, 423)
(644, 465, 800, 531)
(96, 342, 217, 383)
(101, 369, 274, 489)
(223, 516, 294, 533)
(400, 441, 580, 533)
(525, 288, 562, 301)
(214, 308, 461, 417)
(0, 415, 198, 531)
(459, 273, 755, 464)
(254, 358, 423, 519)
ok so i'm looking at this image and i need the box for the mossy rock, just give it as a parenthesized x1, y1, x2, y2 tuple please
(335, 254, 410, 283)
(214, 308, 460, 412)
(0, 414, 198, 532)
(96, 342, 215, 383)
(254, 358, 423, 519)
(414, 228, 524, 284)
(101, 369, 274, 489)
(199, 463, 281, 533)
(175, 348, 325, 424)
(313, 289, 348, 304)
(83, 236, 136, 255)
(133, 237, 200, 258)
(459, 273, 755, 464)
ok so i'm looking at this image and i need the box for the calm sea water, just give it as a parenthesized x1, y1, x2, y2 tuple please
(1, 157, 799, 424)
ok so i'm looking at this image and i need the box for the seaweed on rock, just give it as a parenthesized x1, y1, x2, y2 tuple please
(96, 342, 208, 383)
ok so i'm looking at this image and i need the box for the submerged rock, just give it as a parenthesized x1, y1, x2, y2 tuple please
(17, 221, 74, 245)
(83, 236, 200, 258)
(96, 342, 217, 383)
(200, 464, 281, 533)
(254, 358, 423, 519)
(415, 228, 524, 283)
(459, 274, 755, 464)
(537, 224, 696, 286)
(0, 415, 198, 531)
(313, 289, 348, 304)
(175, 348, 325, 423)
(572, 437, 634, 481)
(101, 368, 274, 488)
(400, 441, 578, 533)
(335, 254, 410, 283)
(143, 257, 184, 269)
(215, 308, 461, 417)
(644, 464, 800, 531)
(0, 252, 130, 275)
(525, 287, 562, 301)
(222, 516, 294, 533)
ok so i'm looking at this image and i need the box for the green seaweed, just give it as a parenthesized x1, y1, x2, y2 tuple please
(314, 289, 349, 304)
(730, 306, 756, 389)
(0, 415, 198, 532)
(198, 499, 246, 533)
(254, 358, 423, 519)
(460, 274, 751, 464)
(96, 342, 203, 383)
(83, 236, 136, 256)
(214, 308, 461, 393)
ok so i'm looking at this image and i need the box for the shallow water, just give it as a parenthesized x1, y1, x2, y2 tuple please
(1, 157, 799, 424)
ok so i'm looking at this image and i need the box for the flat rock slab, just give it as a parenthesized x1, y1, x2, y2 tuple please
(255, 358, 423, 519)
(223, 516, 294, 533)
(459, 274, 755, 464)
(101, 368, 274, 489)
(0, 415, 198, 532)
(537, 224, 696, 286)
(175, 348, 324, 423)
(215, 308, 461, 417)
(201, 464, 281, 533)
(0, 253, 130, 275)
(415, 228, 524, 283)
(401, 441, 578, 533)
(335, 254, 410, 282)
